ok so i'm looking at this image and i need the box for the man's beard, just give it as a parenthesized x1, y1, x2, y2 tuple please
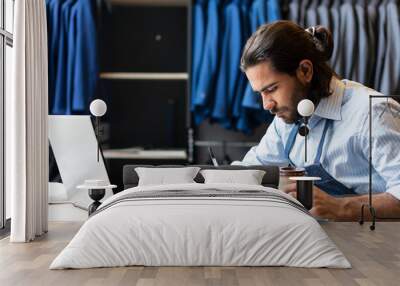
(271, 82, 306, 124)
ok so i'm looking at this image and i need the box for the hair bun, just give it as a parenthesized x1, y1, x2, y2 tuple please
(307, 25, 333, 61)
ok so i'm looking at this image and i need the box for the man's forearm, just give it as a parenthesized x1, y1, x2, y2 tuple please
(339, 193, 400, 221)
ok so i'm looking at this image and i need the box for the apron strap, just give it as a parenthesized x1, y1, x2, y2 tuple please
(314, 119, 331, 164)
(285, 119, 331, 166)
(284, 123, 300, 166)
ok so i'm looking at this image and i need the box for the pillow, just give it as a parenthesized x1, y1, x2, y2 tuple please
(135, 167, 201, 186)
(200, 169, 266, 185)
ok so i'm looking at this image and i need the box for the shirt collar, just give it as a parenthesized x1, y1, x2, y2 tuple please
(313, 77, 345, 121)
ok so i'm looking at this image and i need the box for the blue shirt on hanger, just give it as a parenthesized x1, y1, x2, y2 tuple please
(212, 0, 242, 128)
(72, 0, 98, 113)
(47, 0, 64, 114)
(239, 0, 275, 133)
(50, 0, 97, 115)
(232, 0, 252, 132)
(241, 0, 264, 110)
(191, 0, 207, 116)
(65, 0, 78, 114)
(267, 0, 281, 22)
(193, 0, 221, 125)
(257, 0, 267, 24)
(380, 0, 400, 95)
(190, 0, 279, 133)
(52, 0, 76, 115)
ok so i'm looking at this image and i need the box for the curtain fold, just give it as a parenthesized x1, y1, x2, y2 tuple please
(8, 0, 48, 242)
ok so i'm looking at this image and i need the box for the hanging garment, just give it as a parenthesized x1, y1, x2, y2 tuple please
(374, 0, 388, 91)
(191, 0, 207, 116)
(299, 0, 310, 27)
(353, 0, 369, 84)
(305, 0, 319, 28)
(192, 0, 221, 125)
(52, 0, 76, 115)
(257, 0, 268, 24)
(317, 0, 332, 31)
(65, 1, 78, 115)
(236, 0, 259, 133)
(190, 0, 282, 133)
(238, 0, 279, 133)
(238, 0, 266, 133)
(380, 0, 400, 95)
(46, 0, 63, 113)
(366, 0, 379, 88)
(330, 0, 341, 74)
(233, 0, 252, 132)
(212, 0, 242, 128)
(239, 0, 268, 121)
(72, 0, 98, 112)
(267, 0, 281, 22)
(48, 0, 98, 115)
(339, 0, 357, 79)
(288, 0, 300, 23)
(242, 0, 268, 111)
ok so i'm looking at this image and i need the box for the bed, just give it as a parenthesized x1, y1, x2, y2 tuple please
(50, 165, 350, 269)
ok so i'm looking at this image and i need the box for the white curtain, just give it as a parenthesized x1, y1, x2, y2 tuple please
(7, 0, 48, 242)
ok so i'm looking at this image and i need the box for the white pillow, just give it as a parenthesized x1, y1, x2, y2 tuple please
(135, 167, 201, 186)
(200, 169, 266, 185)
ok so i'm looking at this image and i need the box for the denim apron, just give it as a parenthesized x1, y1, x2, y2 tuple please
(284, 119, 357, 196)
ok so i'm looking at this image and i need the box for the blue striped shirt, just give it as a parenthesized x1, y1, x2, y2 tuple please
(236, 78, 400, 199)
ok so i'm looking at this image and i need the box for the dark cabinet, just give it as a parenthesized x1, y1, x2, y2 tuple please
(98, 0, 192, 192)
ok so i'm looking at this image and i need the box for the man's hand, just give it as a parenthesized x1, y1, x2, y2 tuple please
(282, 183, 352, 220)
(282, 183, 400, 221)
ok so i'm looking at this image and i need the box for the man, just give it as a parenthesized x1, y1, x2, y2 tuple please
(235, 20, 400, 221)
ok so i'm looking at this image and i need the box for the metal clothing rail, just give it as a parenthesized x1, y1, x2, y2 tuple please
(359, 95, 400, 230)
(194, 140, 258, 148)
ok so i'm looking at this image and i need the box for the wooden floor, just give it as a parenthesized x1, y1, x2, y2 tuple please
(0, 221, 399, 286)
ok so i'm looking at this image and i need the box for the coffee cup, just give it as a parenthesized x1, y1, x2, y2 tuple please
(279, 166, 305, 190)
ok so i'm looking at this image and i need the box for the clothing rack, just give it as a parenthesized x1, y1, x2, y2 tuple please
(359, 95, 400, 230)
(194, 140, 258, 148)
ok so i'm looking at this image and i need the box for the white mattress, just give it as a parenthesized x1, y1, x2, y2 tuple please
(50, 183, 351, 269)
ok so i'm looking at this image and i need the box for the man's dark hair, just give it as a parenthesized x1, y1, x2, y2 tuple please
(240, 20, 336, 103)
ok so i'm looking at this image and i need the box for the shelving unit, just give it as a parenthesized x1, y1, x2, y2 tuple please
(100, 72, 189, 81)
(98, 0, 193, 191)
(102, 148, 187, 160)
(99, 0, 192, 157)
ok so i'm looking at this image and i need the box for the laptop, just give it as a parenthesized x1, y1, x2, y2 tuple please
(208, 147, 219, 167)
(48, 115, 113, 209)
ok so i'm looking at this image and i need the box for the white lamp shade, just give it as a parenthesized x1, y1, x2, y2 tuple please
(297, 99, 314, 117)
(90, 99, 107, 117)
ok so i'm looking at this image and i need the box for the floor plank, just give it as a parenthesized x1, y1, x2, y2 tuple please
(0, 222, 399, 286)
